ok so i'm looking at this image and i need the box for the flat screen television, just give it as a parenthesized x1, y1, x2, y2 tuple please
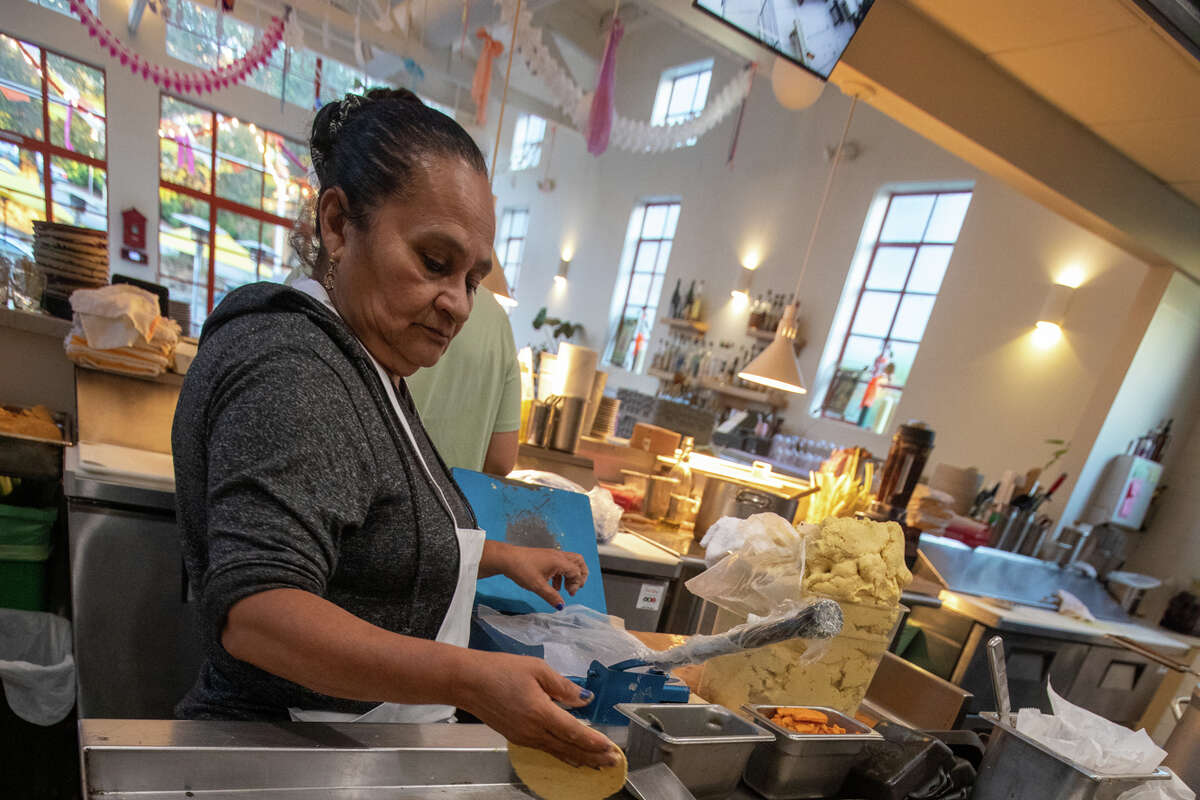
(694, 0, 876, 80)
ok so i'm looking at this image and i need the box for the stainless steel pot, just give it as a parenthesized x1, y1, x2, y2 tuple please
(1164, 686, 1200, 793)
(693, 475, 801, 540)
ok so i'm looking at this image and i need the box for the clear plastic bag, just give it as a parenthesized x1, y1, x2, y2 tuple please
(0, 609, 75, 726)
(475, 604, 652, 677)
(687, 513, 818, 618)
(644, 597, 842, 668)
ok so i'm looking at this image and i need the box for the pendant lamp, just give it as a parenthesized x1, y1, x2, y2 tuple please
(738, 91, 866, 395)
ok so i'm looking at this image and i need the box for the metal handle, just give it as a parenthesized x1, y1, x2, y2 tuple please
(1172, 695, 1190, 722)
(735, 488, 772, 509)
(987, 635, 1012, 724)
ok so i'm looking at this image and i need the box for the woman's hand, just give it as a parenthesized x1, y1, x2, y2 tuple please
(480, 541, 588, 610)
(453, 651, 620, 768)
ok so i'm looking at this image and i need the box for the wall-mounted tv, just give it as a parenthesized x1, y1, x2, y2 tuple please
(694, 0, 876, 80)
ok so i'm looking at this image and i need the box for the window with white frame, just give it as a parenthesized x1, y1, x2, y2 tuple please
(165, 0, 382, 110)
(510, 113, 546, 172)
(650, 59, 713, 132)
(496, 207, 529, 292)
(605, 200, 681, 372)
(815, 188, 973, 432)
(25, 0, 97, 16)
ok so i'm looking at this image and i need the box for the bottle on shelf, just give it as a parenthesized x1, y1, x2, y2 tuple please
(749, 295, 764, 330)
(670, 279, 682, 319)
(690, 281, 705, 321)
(683, 281, 696, 322)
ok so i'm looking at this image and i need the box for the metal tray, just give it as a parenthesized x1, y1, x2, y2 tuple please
(617, 703, 773, 799)
(742, 705, 882, 800)
(0, 405, 73, 479)
(973, 712, 1170, 800)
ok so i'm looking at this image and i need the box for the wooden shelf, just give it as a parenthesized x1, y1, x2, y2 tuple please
(648, 368, 787, 409)
(746, 327, 776, 341)
(661, 317, 709, 335)
(699, 377, 788, 408)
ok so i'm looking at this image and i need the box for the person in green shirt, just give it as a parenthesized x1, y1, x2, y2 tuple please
(407, 279, 521, 475)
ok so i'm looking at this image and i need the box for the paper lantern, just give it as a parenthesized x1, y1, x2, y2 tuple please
(770, 56, 824, 110)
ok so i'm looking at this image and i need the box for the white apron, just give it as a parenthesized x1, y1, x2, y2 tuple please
(287, 279, 485, 724)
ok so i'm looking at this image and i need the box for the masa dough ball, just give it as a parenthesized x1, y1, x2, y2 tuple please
(508, 740, 627, 800)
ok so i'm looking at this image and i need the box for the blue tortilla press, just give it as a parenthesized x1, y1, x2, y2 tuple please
(568, 659, 691, 725)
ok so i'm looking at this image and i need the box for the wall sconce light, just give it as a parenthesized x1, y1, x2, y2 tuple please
(554, 256, 570, 287)
(1033, 283, 1074, 348)
(730, 265, 755, 304)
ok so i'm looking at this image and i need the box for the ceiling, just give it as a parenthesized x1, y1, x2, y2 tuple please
(902, 0, 1200, 209)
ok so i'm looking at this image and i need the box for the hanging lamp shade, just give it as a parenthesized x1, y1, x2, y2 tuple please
(738, 302, 806, 394)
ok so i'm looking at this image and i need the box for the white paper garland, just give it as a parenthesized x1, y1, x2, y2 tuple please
(495, 0, 753, 154)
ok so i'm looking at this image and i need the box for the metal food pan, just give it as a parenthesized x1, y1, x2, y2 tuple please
(742, 705, 882, 799)
(0, 406, 73, 480)
(972, 712, 1170, 800)
(617, 703, 773, 799)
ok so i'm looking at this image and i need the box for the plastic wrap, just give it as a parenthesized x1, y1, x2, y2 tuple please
(644, 598, 842, 668)
(475, 604, 652, 677)
(687, 513, 817, 618)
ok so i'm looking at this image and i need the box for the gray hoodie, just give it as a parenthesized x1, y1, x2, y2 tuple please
(173, 282, 473, 720)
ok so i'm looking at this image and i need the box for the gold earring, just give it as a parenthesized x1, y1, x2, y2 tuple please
(322, 257, 338, 293)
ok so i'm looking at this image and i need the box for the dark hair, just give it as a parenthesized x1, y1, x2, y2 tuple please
(296, 88, 487, 272)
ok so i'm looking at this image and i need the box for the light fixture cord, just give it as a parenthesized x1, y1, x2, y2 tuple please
(489, 0, 523, 188)
(792, 95, 858, 299)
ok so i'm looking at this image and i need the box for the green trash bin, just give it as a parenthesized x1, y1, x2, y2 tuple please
(0, 504, 57, 611)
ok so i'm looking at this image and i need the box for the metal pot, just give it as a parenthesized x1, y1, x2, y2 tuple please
(1163, 686, 1200, 792)
(693, 475, 801, 540)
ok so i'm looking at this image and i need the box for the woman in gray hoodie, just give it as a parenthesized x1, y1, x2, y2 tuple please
(173, 88, 618, 770)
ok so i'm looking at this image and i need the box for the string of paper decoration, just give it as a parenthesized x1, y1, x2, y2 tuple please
(495, 0, 753, 153)
(66, 0, 298, 97)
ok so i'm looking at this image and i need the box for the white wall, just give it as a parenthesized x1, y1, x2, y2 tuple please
(490, 16, 1160, 515)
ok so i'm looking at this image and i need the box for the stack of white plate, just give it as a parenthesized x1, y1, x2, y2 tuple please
(590, 396, 620, 438)
(32, 221, 109, 301)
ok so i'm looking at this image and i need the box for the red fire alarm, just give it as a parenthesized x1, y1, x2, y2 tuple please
(122, 207, 146, 250)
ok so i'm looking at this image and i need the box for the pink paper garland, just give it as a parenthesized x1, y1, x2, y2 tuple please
(67, 0, 286, 96)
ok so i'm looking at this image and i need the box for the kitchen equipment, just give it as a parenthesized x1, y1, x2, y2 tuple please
(548, 395, 587, 454)
(79, 718, 568, 799)
(1163, 685, 1200, 792)
(643, 475, 680, 520)
(690, 459, 813, 540)
(972, 712, 1170, 800)
(615, 598, 842, 671)
(665, 493, 699, 527)
(624, 763, 697, 800)
(1081, 455, 1162, 530)
(986, 635, 1013, 724)
(618, 703, 774, 798)
(1052, 526, 1091, 566)
(839, 722, 959, 800)
(0, 406, 73, 480)
(523, 400, 551, 447)
(1105, 571, 1161, 614)
(453, 469, 607, 615)
(742, 705, 882, 799)
(567, 659, 690, 725)
(869, 422, 936, 522)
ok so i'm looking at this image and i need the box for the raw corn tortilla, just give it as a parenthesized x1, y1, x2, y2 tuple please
(508, 740, 627, 800)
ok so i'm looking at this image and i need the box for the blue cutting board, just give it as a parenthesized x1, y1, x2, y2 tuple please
(453, 468, 607, 615)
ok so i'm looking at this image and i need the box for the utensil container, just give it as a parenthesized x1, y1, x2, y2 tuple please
(617, 703, 773, 799)
(973, 712, 1170, 800)
(741, 705, 881, 799)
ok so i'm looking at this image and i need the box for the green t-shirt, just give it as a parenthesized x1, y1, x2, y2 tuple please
(407, 290, 521, 472)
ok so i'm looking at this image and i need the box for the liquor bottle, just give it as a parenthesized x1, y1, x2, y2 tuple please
(691, 281, 706, 321)
(670, 279, 682, 319)
(684, 281, 695, 322)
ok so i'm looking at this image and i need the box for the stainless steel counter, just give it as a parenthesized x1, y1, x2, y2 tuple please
(79, 719, 767, 799)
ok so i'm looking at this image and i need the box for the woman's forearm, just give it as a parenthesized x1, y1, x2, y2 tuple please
(477, 539, 514, 579)
(221, 588, 472, 706)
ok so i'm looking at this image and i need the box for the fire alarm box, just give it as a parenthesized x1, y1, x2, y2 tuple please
(122, 208, 146, 250)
